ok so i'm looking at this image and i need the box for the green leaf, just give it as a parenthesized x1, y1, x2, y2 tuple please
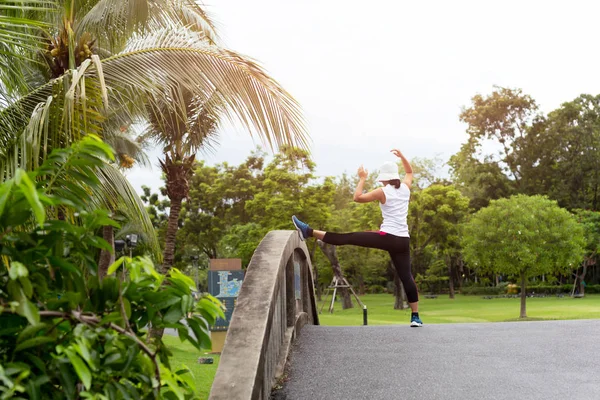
(113, 382, 133, 400)
(180, 295, 191, 315)
(15, 170, 45, 227)
(169, 268, 196, 291)
(19, 277, 33, 298)
(0, 178, 14, 218)
(47, 256, 80, 274)
(65, 349, 92, 390)
(74, 340, 95, 372)
(15, 336, 55, 352)
(23, 354, 47, 374)
(25, 373, 49, 400)
(107, 257, 125, 275)
(163, 305, 183, 324)
(145, 292, 180, 310)
(159, 364, 185, 400)
(57, 362, 77, 400)
(122, 297, 131, 319)
(174, 368, 196, 393)
(17, 323, 48, 344)
(13, 287, 40, 325)
(9, 262, 29, 280)
(186, 317, 211, 350)
(99, 311, 122, 325)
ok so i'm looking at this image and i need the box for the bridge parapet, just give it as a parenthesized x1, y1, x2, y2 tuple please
(209, 230, 319, 400)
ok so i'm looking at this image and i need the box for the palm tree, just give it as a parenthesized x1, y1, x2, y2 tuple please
(1, 1, 308, 273)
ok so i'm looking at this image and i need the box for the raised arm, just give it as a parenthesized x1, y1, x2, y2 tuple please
(353, 165, 385, 203)
(391, 149, 413, 189)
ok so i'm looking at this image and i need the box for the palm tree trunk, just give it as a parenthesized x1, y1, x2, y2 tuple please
(98, 225, 115, 279)
(162, 195, 183, 273)
(149, 197, 182, 341)
(520, 272, 527, 318)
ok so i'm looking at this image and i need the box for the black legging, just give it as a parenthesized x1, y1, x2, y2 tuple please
(322, 231, 418, 303)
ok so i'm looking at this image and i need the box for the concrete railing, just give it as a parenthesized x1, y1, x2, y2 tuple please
(209, 230, 319, 400)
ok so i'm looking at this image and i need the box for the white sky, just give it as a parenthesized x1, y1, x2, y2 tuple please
(126, 0, 600, 194)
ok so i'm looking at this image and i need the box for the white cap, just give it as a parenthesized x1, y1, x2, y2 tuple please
(376, 162, 400, 181)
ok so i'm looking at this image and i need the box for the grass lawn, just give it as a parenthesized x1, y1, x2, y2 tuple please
(163, 335, 219, 400)
(317, 293, 600, 326)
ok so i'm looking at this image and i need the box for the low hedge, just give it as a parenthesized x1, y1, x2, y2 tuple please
(461, 286, 505, 295)
(461, 284, 600, 295)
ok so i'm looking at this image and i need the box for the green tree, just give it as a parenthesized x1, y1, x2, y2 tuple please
(449, 148, 514, 209)
(462, 195, 585, 318)
(458, 87, 539, 182)
(519, 95, 600, 210)
(180, 152, 266, 262)
(409, 185, 470, 298)
(450, 87, 539, 208)
(572, 209, 600, 295)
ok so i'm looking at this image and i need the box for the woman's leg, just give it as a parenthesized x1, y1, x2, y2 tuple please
(294, 216, 393, 251)
(389, 239, 421, 325)
(312, 229, 326, 240)
(321, 231, 394, 251)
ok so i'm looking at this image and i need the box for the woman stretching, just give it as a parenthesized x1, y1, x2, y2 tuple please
(292, 149, 422, 327)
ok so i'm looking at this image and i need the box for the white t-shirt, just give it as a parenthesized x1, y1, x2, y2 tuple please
(379, 183, 410, 237)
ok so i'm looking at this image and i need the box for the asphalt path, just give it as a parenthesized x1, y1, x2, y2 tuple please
(274, 320, 600, 400)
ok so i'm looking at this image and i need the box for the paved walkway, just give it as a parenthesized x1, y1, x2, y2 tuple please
(275, 320, 600, 400)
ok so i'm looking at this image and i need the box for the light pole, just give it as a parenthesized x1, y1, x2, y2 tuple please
(126, 234, 138, 258)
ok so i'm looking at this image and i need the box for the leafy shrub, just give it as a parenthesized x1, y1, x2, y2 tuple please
(584, 284, 600, 294)
(461, 286, 505, 295)
(366, 285, 387, 294)
(0, 137, 224, 399)
(460, 282, 594, 295)
(522, 284, 573, 294)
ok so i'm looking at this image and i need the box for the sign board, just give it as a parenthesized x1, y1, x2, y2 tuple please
(209, 258, 242, 271)
(208, 269, 245, 332)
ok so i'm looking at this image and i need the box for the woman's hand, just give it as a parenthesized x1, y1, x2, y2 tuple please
(391, 149, 403, 158)
(358, 165, 368, 179)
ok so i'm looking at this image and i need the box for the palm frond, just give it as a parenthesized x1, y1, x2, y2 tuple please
(0, 54, 112, 178)
(104, 128, 151, 168)
(163, 1, 220, 45)
(95, 162, 161, 260)
(1, 26, 308, 180)
(108, 28, 308, 151)
(75, 0, 219, 53)
(35, 135, 160, 259)
(0, 1, 60, 95)
(144, 88, 223, 157)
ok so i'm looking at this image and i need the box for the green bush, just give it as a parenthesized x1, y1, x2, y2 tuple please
(461, 286, 505, 295)
(0, 138, 224, 399)
(522, 284, 573, 294)
(585, 284, 600, 294)
(461, 283, 588, 295)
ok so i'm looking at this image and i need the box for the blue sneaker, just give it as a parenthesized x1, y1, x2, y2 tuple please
(292, 215, 311, 241)
(410, 314, 423, 327)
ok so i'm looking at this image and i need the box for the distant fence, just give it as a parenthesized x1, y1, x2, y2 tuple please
(209, 230, 319, 400)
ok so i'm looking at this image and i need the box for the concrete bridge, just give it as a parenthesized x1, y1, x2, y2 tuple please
(209, 231, 600, 400)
